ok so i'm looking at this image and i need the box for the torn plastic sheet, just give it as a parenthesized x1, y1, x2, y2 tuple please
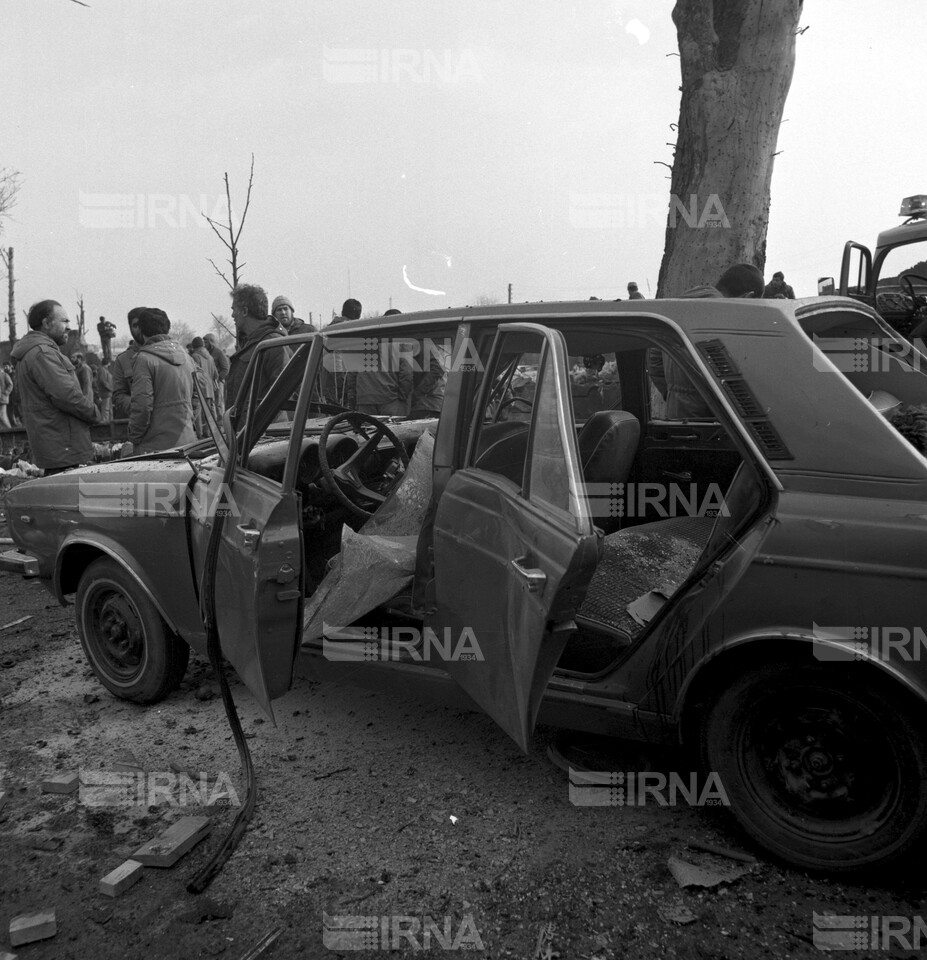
(302, 430, 434, 642)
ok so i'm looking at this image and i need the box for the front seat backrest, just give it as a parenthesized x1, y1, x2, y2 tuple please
(577, 410, 640, 484)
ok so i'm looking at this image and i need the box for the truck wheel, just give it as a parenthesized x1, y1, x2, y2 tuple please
(76, 557, 189, 703)
(701, 661, 927, 873)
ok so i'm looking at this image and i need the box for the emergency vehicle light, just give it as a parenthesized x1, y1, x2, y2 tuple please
(899, 195, 927, 218)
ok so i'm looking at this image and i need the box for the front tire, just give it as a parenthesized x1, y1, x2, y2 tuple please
(701, 661, 927, 873)
(76, 557, 189, 703)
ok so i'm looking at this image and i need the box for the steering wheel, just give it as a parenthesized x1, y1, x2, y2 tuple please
(318, 412, 410, 519)
(495, 395, 534, 418)
(900, 274, 927, 318)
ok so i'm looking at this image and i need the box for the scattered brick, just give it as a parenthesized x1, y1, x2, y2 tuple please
(133, 816, 211, 868)
(9, 908, 56, 946)
(39, 773, 79, 795)
(99, 859, 144, 898)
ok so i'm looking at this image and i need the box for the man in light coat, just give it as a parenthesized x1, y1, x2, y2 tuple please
(0, 362, 13, 429)
(189, 336, 219, 435)
(10, 300, 97, 473)
(203, 333, 230, 415)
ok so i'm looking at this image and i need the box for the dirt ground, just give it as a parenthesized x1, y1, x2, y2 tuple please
(1, 567, 926, 959)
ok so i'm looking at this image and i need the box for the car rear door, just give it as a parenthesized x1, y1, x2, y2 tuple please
(427, 322, 600, 751)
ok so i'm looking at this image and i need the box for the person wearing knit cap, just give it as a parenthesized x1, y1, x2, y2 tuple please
(272, 295, 316, 336)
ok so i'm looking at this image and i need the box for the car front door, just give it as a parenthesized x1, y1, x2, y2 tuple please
(191, 336, 319, 720)
(427, 322, 600, 750)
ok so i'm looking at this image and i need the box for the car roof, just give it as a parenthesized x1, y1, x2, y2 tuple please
(316, 296, 855, 338)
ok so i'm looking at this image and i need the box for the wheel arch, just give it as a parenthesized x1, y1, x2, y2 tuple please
(55, 537, 182, 637)
(675, 634, 927, 752)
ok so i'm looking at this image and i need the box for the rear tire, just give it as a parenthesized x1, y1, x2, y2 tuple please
(701, 661, 927, 873)
(76, 557, 189, 703)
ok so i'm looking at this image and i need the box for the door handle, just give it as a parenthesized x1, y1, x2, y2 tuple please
(237, 524, 260, 549)
(661, 470, 692, 482)
(511, 557, 546, 593)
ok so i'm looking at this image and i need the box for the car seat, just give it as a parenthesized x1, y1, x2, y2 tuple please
(577, 410, 640, 484)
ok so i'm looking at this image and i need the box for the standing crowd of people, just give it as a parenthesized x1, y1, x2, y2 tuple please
(7, 286, 327, 474)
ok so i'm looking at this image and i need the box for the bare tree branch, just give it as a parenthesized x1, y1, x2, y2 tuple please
(204, 155, 255, 289)
(232, 154, 255, 248)
(203, 215, 234, 253)
(207, 258, 233, 290)
(0, 168, 22, 232)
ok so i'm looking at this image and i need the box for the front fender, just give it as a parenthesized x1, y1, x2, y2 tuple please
(55, 533, 206, 653)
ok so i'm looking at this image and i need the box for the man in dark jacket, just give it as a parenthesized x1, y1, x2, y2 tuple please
(763, 271, 796, 299)
(127, 308, 196, 455)
(11, 300, 97, 473)
(272, 295, 317, 336)
(226, 284, 286, 414)
(112, 307, 145, 418)
(319, 298, 362, 406)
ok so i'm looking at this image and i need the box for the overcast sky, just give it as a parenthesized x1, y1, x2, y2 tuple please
(2, 0, 925, 339)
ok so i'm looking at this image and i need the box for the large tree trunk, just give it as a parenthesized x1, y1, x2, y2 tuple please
(657, 0, 802, 297)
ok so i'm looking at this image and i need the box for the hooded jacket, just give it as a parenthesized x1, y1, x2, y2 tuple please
(128, 335, 197, 454)
(10, 330, 97, 468)
(226, 319, 286, 413)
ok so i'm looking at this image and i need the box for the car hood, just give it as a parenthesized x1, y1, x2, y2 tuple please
(4, 457, 199, 517)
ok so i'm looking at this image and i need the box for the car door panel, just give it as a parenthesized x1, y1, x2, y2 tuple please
(428, 322, 600, 751)
(635, 420, 742, 525)
(190, 466, 303, 721)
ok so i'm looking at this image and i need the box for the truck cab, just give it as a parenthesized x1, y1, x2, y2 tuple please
(825, 195, 927, 338)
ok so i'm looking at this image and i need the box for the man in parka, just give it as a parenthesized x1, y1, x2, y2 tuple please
(126, 308, 196, 455)
(226, 284, 286, 415)
(10, 300, 97, 473)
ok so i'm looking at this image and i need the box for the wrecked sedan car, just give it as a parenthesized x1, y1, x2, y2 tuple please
(7, 296, 927, 875)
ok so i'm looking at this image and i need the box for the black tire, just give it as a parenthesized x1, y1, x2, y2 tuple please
(701, 661, 927, 873)
(75, 557, 189, 703)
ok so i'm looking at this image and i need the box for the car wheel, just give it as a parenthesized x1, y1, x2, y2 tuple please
(701, 661, 927, 873)
(76, 557, 189, 703)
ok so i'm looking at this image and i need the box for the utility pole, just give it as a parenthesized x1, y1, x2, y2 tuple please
(76, 293, 86, 341)
(507, 283, 512, 304)
(1, 247, 14, 342)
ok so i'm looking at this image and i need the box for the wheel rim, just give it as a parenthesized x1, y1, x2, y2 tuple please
(737, 685, 902, 845)
(84, 580, 148, 684)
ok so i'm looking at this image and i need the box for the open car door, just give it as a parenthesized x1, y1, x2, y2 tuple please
(191, 337, 319, 721)
(427, 323, 600, 751)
